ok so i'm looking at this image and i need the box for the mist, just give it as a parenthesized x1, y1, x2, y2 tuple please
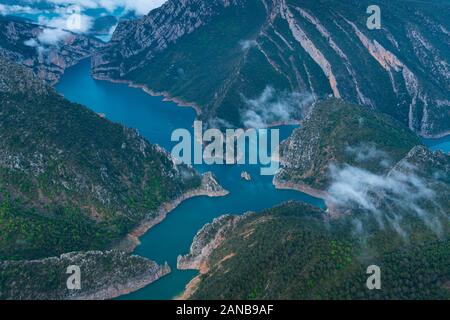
(241, 85, 314, 129)
(327, 148, 447, 237)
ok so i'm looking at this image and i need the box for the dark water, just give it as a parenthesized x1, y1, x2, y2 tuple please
(56, 59, 324, 300)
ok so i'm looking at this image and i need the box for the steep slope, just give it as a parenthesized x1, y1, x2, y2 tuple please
(180, 199, 450, 300)
(179, 98, 450, 299)
(0, 16, 104, 84)
(276, 99, 421, 190)
(0, 58, 202, 260)
(93, 0, 450, 137)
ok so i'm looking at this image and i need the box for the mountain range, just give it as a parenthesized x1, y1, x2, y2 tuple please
(93, 0, 450, 137)
(178, 100, 450, 299)
(0, 0, 449, 300)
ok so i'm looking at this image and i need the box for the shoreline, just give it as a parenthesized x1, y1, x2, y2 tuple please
(117, 172, 229, 253)
(91, 71, 304, 130)
(174, 261, 210, 300)
(91, 73, 203, 117)
(175, 214, 246, 300)
(272, 178, 341, 218)
(89, 71, 450, 140)
(0, 251, 171, 300)
(73, 262, 171, 300)
(420, 130, 450, 140)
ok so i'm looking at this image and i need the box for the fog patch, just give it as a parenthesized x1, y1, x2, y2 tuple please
(239, 39, 257, 50)
(345, 143, 391, 168)
(327, 163, 445, 237)
(241, 86, 314, 128)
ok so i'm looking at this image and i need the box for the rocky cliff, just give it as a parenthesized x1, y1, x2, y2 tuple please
(93, 0, 450, 137)
(177, 214, 244, 271)
(0, 16, 104, 84)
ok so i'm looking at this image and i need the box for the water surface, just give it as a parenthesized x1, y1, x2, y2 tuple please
(422, 135, 450, 153)
(56, 59, 324, 300)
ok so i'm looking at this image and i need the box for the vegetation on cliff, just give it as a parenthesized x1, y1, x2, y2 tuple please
(0, 58, 201, 260)
(188, 200, 450, 300)
(0, 251, 170, 300)
(93, 0, 450, 136)
(277, 99, 421, 189)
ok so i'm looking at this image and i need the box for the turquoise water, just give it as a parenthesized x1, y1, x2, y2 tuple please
(56, 59, 324, 300)
(56, 59, 449, 300)
(422, 135, 450, 154)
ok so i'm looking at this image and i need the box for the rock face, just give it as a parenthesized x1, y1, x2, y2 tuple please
(93, 0, 450, 137)
(0, 251, 170, 300)
(177, 214, 245, 271)
(199, 172, 230, 196)
(0, 16, 104, 84)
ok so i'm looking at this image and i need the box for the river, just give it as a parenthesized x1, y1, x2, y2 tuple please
(56, 59, 450, 299)
(56, 59, 325, 300)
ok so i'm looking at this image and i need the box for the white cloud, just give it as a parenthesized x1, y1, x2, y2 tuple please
(34, 0, 167, 15)
(37, 27, 70, 45)
(239, 39, 257, 50)
(241, 86, 314, 128)
(327, 162, 445, 236)
(0, 4, 41, 16)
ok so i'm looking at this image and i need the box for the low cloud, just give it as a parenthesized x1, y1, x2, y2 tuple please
(239, 39, 257, 50)
(0, 4, 41, 16)
(29, 0, 167, 16)
(327, 162, 445, 237)
(37, 27, 70, 45)
(241, 86, 314, 128)
(38, 12, 93, 33)
(345, 143, 392, 167)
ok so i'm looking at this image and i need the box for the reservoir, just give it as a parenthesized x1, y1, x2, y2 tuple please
(56, 59, 325, 299)
(56, 59, 449, 299)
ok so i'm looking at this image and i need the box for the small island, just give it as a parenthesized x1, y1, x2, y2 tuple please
(240, 171, 252, 181)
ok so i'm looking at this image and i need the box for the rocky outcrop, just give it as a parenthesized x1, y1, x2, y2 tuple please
(177, 214, 244, 271)
(0, 17, 104, 85)
(276, 99, 421, 190)
(240, 171, 251, 181)
(0, 251, 170, 300)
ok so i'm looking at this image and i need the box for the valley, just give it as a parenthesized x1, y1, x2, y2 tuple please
(0, 0, 449, 301)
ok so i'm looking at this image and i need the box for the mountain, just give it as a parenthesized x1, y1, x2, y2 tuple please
(178, 98, 450, 299)
(0, 16, 104, 84)
(275, 99, 450, 225)
(93, 0, 450, 137)
(179, 199, 450, 299)
(0, 57, 203, 260)
(276, 99, 421, 191)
